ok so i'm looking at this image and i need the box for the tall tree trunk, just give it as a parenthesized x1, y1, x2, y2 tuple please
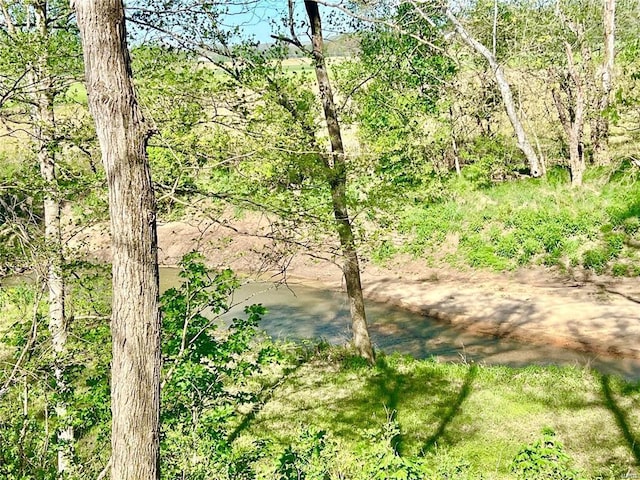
(1, 0, 74, 473)
(33, 6, 74, 475)
(74, 1, 162, 479)
(445, 9, 544, 177)
(34, 71, 73, 480)
(304, 0, 375, 364)
(592, 0, 616, 165)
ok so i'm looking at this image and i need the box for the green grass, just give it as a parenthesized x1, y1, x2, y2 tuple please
(390, 164, 640, 275)
(234, 348, 640, 479)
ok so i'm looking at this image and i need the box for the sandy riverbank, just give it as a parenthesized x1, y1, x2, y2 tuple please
(72, 218, 640, 360)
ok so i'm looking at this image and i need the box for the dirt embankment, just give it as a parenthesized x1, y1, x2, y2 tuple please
(72, 217, 640, 360)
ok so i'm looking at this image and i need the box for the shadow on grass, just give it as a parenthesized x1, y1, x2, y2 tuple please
(329, 355, 419, 449)
(373, 356, 405, 414)
(421, 364, 477, 454)
(328, 356, 478, 456)
(368, 356, 408, 453)
(228, 350, 311, 444)
(600, 374, 640, 464)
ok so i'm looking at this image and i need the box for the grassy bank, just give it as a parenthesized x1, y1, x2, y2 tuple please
(375, 164, 640, 277)
(235, 347, 640, 479)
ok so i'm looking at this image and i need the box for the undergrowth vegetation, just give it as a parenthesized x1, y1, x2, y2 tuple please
(232, 348, 640, 479)
(375, 162, 640, 276)
(2, 0, 640, 477)
(3, 257, 640, 479)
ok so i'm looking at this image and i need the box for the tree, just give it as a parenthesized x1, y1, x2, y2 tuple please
(335, 3, 457, 184)
(304, 0, 375, 363)
(442, 6, 545, 178)
(0, 0, 82, 473)
(320, 0, 544, 177)
(591, 0, 616, 165)
(551, 40, 587, 187)
(127, 0, 377, 363)
(544, 0, 598, 186)
(74, 1, 162, 479)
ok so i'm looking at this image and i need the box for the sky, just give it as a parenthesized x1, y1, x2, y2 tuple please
(125, 0, 349, 47)
(220, 0, 347, 44)
(222, 0, 300, 43)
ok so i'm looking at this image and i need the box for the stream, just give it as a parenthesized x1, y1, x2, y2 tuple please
(160, 269, 640, 380)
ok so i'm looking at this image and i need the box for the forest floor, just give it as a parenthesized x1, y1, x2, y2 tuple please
(74, 216, 640, 362)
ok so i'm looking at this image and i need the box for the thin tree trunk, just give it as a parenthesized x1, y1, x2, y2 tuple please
(449, 106, 462, 176)
(592, 0, 616, 165)
(74, 1, 162, 479)
(35, 84, 73, 478)
(33, 11, 73, 478)
(551, 42, 586, 187)
(3, 0, 75, 473)
(445, 9, 543, 177)
(304, 0, 375, 364)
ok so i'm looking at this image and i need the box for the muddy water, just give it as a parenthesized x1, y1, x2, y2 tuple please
(160, 269, 640, 380)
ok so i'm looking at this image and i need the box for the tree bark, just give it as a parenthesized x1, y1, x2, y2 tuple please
(551, 42, 586, 187)
(304, 0, 375, 364)
(74, 1, 161, 479)
(32, 5, 74, 474)
(445, 9, 544, 177)
(591, 0, 616, 165)
(34, 56, 73, 480)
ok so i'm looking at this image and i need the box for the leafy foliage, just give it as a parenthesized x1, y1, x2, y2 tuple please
(274, 426, 336, 480)
(511, 428, 582, 480)
(360, 417, 428, 480)
(0, 255, 279, 479)
(460, 135, 527, 188)
(160, 252, 277, 479)
(336, 5, 456, 196)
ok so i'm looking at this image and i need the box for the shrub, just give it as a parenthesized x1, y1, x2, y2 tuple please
(622, 217, 640, 235)
(582, 248, 609, 274)
(274, 426, 335, 480)
(604, 233, 625, 257)
(495, 233, 520, 259)
(611, 263, 629, 277)
(461, 135, 526, 188)
(160, 252, 278, 480)
(360, 417, 428, 480)
(511, 429, 582, 480)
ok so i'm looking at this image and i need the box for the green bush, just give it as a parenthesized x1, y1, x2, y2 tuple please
(495, 232, 520, 259)
(511, 429, 582, 480)
(274, 426, 335, 480)
(622, 217, 640, 235)
(360, 418, 428, 480)
(605, 232, 625, 257)
(582, 248, 609, 274)
(611, 263, 630, 277)
(461, 135, 527, 188)
(160, 252, 278, 480)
